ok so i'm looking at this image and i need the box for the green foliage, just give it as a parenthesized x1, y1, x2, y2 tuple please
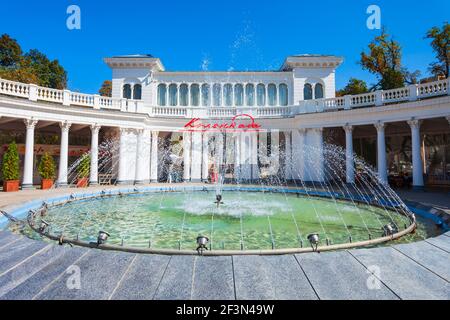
(99, 80, 112, 97)
(77, 154, 90, 178)
(2, 141, 19, 181)
(336, 78, 368, 96)
(425, 22, 450, 78)
(38, 152, 56, 179)
(360, 29, 419, 90)
(0, 34, 22, 67)
(0, 34, 67, 89)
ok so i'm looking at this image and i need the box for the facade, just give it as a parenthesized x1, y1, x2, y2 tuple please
(0, 54, 449, 189)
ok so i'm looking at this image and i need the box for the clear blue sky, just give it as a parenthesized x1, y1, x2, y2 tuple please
(1, 0, 448, 93)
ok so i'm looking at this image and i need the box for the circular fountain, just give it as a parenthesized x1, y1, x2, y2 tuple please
(5, 138, 438, 255)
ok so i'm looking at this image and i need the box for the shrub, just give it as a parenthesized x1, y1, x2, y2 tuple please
(2, 141, 20, 181)
(77, 153, 90, 178)
(38, 152, 56, 179)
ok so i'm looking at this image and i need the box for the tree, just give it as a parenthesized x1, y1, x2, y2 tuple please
(38, 152, 56, 180)
(99, 80, 112, 97)
(360, 29, 419, 90)
(0, 34, 22, 68)
(24, 49, 67, 89)
(0, 34, 67, 89)
(2, 141, 20, 181)
(425, 22, 450, 78)
(336, 78, 368, 96)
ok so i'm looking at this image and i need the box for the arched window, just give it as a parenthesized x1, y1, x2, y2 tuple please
(257, 84, 265, 106)
(201, 84, 210, 106)
(268, 84, 277, 106)
(304, 83, 313, 100)
(223, 84, 233, 106)
(123, 84, 131, 99)
(157, 84, 167, 106)
(179, 84, 188, 106)
(279, 83, 288, 106)
(213, 84, 221, 106)
(314, 83, 324, 99)
(234, 84, 243, 106)
(190, 84, 200, 106)
(245, 84, 254, 106)
(133, 84, 142, 100)
(169, 84, 178, 106)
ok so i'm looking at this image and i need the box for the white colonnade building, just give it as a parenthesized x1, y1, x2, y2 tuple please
(0, 54, 449, 189)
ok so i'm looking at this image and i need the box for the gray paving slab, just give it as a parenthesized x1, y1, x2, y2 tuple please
(0, 238, 47, 275)
(110, 254, 170, 300)
(0, 246, 88, 300)
(35, 249, 136, 300)
(350, 247, 450, 300)
(153, 255, 195, 300)
(0, 231, 21, 247)
(395, 241, 450, 281)
(233, 255, 317, 300)
(191, 256, 235, 300)
(426, 235, 450, 253)
(0, 244, 63, 297)
(296, 251, 398, 300)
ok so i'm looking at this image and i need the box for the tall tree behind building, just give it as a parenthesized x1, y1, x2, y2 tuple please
(425, 22, 449, 79)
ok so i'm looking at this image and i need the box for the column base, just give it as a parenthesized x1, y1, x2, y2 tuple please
(412, 185, 425, 191)
(116, 180, 134, 185)
(56, 182, 68, 188)
(150, 179, 158, 183)
(190, 179, 202, 183)
(134, 180, 149, 185)
(21, 184, 35, 190)
(89, 181, 99, 186)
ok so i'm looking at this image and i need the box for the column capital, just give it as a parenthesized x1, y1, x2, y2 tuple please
(24, 118, 38, 129)
(90, 123, 101, 134)
(152, 130, 160, 136)
(59, 121, 72, 131)
(446, 116, 450, 125)
(374, 121, 385, 132)
(310, 127, 323, 134)
(343, 124, 353, 133)
(407, 118, 422, 129)
(298, 128, 307, 134)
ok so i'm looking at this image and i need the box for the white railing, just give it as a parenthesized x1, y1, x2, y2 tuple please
(0, 77, 448, 118)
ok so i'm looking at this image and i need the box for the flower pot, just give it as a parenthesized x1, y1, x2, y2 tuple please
(77, 177, 89, 188)
(41, 179, 54, 190)
(3, 180, 19, 192)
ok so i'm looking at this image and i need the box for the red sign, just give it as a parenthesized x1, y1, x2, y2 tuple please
(183, 114, 261, 132)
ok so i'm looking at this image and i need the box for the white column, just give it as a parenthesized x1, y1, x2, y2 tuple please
(183, 131, 191, 181)
(89, 124, 101, 185)
(284, 131, 292, 181)
(22, 119, 38, 189)
(344, 125, 354, 184)
(117, 128, 128, 184)
(251, 132, 259, 181)
(201, 132, 209, 182)
(135, 129, 145, 184)
(291, 129, 306, 181)
(270, 130, 280, 176)
(57, 121, 71, 187)
(191, 131, 202, 182)
(234, 133, 241, 181)
(150, 131, 159, 182)
(408, 119, 424, 188)
(375, 122, 388, 184)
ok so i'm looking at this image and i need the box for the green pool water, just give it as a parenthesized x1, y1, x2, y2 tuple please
(14, 191, 439, 251)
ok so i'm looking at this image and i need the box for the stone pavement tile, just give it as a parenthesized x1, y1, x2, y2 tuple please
(0, 231, 22, 249)
(350, 247, 449, 300)
(153, 255, 195, 300)
(35, 249, 136, 300)
(191, 256, 234, 300)
(0, 246, 88, 300)
(110, 254, 170, 300)
(0, 238, 47, 275)
(426, 235, 450, 253)
(395, 241, 450, 281)
(296, 251, 398, 300)
(233, 255, 317, 300)
(0, 244, 65, 297)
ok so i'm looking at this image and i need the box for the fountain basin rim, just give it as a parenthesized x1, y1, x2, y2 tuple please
(11, 185, 418, 255)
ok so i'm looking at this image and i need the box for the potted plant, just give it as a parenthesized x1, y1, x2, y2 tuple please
(38, 152, 56, 190)
(77, 153, 90, 188)
(2, 141, 20, 192)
